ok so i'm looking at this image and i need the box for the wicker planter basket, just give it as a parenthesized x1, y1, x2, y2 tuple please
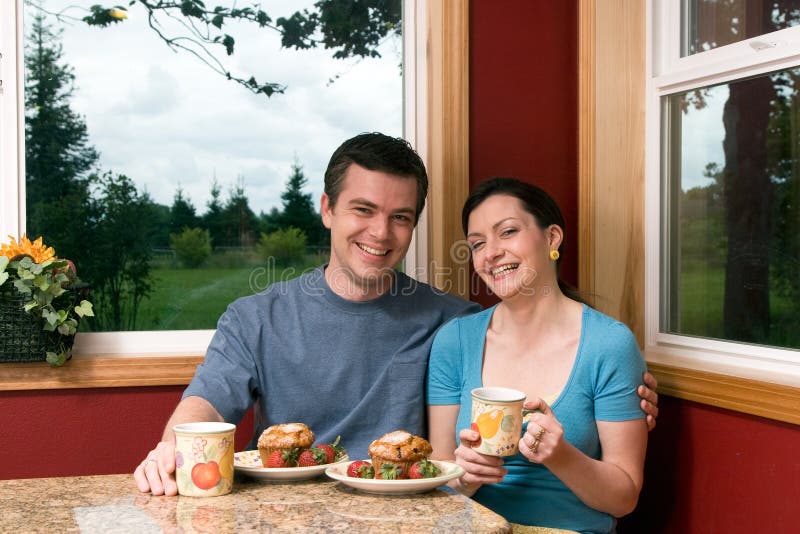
(0, 282, 76, 363)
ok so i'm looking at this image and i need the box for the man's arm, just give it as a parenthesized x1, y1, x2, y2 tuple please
(133, 396, 223, 496)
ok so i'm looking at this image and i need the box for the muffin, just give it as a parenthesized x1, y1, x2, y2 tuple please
(367, 430, 432, 479)
(257, 423, 315, 466)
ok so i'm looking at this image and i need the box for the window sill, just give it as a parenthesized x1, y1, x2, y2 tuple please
(647, 358, 800, 425)
(0, 355, 203, 391)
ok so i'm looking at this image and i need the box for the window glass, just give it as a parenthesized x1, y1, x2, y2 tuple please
(23, 0, 402, 332)
(661, 68, 800, 349)
(682, 0, 800, 56)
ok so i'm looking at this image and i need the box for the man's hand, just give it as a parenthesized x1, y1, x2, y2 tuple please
(637, 371, 659, 431)
(134, 440, 178, 496)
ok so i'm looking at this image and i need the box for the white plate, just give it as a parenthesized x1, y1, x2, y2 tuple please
(325, 460, 464, 495)
(234, 449, 350, 481)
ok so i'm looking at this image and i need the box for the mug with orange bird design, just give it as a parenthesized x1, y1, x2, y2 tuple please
(470, 387, 532, 456)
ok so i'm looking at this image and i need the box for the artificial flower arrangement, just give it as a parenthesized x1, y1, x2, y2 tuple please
(0, 235, 93, 366)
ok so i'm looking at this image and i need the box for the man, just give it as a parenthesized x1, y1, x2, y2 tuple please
(135, 133, 658, 495)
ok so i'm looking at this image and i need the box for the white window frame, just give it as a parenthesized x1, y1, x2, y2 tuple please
(646, 0, 800, 387)
(0, 0, 427, 359)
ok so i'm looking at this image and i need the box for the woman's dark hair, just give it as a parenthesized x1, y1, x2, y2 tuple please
(462, 177, 584, 303)
(324, 132, 428, 225)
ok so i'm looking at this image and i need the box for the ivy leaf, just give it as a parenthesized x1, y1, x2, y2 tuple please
(13, 279, 31, 294)
(75, 300, 95, 318)
(0, 256, 9, 272)
(57, 323, 71, 336)
(0, 272, 8, 287)
(211, 14, 224, 29)
(24, 301, 39, 312)
(43, 309, 59, 326)
(46, 351, 69, 367)
(34, 275, 50, 292)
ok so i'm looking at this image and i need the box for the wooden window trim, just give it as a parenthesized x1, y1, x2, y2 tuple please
(579, 0, 800, 425)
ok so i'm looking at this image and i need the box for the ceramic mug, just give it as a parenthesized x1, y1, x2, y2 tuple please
(174, 422, 236, 497)
(470, 387, 531, 456)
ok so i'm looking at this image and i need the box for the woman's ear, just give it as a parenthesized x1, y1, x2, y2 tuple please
(547, 224, 564, 250)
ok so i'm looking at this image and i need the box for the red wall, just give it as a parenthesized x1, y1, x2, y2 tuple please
(0, 386, 253, 480)
(620, 397, 800, 534)
(469, 2, 800, 533)
(469, 0, 578, 308)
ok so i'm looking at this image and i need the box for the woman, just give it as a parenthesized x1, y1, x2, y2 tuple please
(427, 178, 647, 533)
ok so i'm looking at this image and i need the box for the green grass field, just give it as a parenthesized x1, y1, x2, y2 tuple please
(678, 260, 800, 348)
(135, 257, 321, 330)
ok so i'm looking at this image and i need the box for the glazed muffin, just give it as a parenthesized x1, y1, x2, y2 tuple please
(257, 423, 315, 466)
(367, 430, 432, 479)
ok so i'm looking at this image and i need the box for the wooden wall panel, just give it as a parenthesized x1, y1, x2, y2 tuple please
(426, 0, 470, 297)
(580, 0, 646, 344)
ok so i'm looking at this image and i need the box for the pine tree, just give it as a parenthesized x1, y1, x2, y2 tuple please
(24, 13, 99, 266)
(25, 13, 98, 204)
(202, 178, 225, 248)
(278, 161, 324, 247)
(169, 186, 198, 236)
(220, 178, 260, 247)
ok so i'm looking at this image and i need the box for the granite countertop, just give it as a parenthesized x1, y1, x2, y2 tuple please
(0, 474, 511, 533)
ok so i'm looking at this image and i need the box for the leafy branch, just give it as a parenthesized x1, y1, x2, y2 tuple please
(24, 0, 401, 98)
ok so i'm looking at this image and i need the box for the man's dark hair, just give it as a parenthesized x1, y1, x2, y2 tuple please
(324, 132, 428, 225)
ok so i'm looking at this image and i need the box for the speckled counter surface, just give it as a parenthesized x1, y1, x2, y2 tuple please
(0, 474, 511, 533)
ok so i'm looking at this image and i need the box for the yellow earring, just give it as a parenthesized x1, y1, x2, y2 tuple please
(549, 249, 560, 261)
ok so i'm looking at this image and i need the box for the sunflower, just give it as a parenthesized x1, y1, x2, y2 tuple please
(0, 235, 57, 263)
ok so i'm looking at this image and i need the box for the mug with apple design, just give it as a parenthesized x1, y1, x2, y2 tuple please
(174, 422, 236, 497)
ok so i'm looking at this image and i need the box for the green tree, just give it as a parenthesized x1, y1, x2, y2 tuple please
(24, 13, 99, 262)
(83, 172, 155, 331)
(277, 161, 325, 246)
(257, 227, 308, 266)
(202, 178, 225, 248)
(219, 178, 260, 247)
(170, 186, 199, 236)
(170, 227, 212, 268)
(29, 0, 402, 99)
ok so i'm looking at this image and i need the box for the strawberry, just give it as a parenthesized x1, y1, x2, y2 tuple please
(376, 462, 403, 480)
(346, 460, 375, 479)
(315, 435, 346, 463)
(470, 422, 482, 446)
(408, 459, 441, 479)
(265, 448, 299, 468)
(298, 448, 328, 467)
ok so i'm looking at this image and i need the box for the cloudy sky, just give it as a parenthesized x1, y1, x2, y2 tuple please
(28, 0, 403, 215)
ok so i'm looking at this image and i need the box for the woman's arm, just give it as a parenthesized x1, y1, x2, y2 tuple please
(520, 399, 647, 517)
(428, 404, 506, 497)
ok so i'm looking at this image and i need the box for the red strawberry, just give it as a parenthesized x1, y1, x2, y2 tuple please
(346, 460, 375, 479)
(265, 448, 299, 468)
(408, 459, 442, 479)
(376, 462, 403, 480)
(298, 448, 328, 467)
(315, 435, 345, 464)
(470, 422, 482, 446)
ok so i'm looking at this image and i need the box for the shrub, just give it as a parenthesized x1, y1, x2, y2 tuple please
(256, 227, 307, 266)
(170, 227, 212, 268)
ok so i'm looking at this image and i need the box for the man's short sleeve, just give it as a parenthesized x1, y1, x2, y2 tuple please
(426, 318, 464, 405)
(593, 323, 647, 422)
(183, 305, 259, 424)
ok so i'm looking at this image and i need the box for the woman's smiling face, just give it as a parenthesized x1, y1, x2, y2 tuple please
(466, 194, 560, 301)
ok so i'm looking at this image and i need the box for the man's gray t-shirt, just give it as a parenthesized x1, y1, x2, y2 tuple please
(183, 266, 479, 459)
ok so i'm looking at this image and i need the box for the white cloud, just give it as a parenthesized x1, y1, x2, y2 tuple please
(37, 0, 402, 215)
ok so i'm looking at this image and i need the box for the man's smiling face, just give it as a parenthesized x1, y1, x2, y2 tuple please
(321, 163, 418, 300)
